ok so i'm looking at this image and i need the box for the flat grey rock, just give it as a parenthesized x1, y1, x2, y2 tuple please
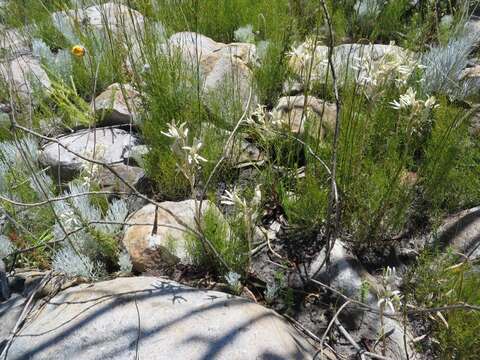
(272, 95, 337, 138)
(6, 276, 314, 359)
(40, 128, 138, 182)
(0, 293, 24, 353)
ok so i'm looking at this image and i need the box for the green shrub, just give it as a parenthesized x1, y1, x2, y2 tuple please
(71, 32, 127, 100)
(139, 44, 206, 198)
(148, 0, 290, 43)
(420, 98, 480, 215)
(254, 35, 293, 107)
(186, 205, 249, 275)
(408, 250, 480, 359)
(280, 171, 328, 230)
(1, 0, 68, 27)
(335, 83, 414, 245)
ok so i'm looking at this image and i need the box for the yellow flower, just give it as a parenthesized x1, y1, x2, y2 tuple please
(71, 45, 86, 58)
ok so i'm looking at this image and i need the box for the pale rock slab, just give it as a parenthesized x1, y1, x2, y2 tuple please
(40, 127, 138, 181)
(6, 276, 316, 359)
(167, 32, 258, 119)
(0, 28, 29, 57)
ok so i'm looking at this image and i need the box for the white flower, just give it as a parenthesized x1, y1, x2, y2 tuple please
(59, 208, 81, 229)
(221, 188, 247, 209)
(251, 185, 262, 208)
(424, 96, 439, 109)
(390, 87, 418, 109)
(378, 289, 402, 313)
(378, 296, 395, 314)
(182, 139, 207, 165)
(220, 189, 237, 206)
(303, 36, 318, 51)
(287, 46, 303, 59)
(389, 100, 402, 110)
(391, 89, 439, 113)
(161, 120, 188, 140)
(252, 104, 267, 119)
(377, 266, 403, 314)
(384, 266, 397, 287)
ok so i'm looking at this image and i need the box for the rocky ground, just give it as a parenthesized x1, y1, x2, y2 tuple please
(1, 2, 480, 359)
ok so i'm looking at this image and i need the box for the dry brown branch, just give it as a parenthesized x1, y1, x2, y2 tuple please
(318, 300, 352, 359)
(334, 319, 390, 360)
(319, 0, 342, 275)
(0, 191, 129, 208)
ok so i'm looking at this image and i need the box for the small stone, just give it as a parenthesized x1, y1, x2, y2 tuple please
(123, 144, 148, 168)
(272, 95, 337, 138)
(92, 83, 142, 126)
(460, 65, 480, 80)
(96, 163, 144, 193)
(122, 200, 225, 272)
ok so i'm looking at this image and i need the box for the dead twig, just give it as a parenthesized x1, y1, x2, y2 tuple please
(0, 191, 129, 208)
(311, 0, 342, 281)
(134, 297, 141, 360)
(317, 301, 353, 360)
